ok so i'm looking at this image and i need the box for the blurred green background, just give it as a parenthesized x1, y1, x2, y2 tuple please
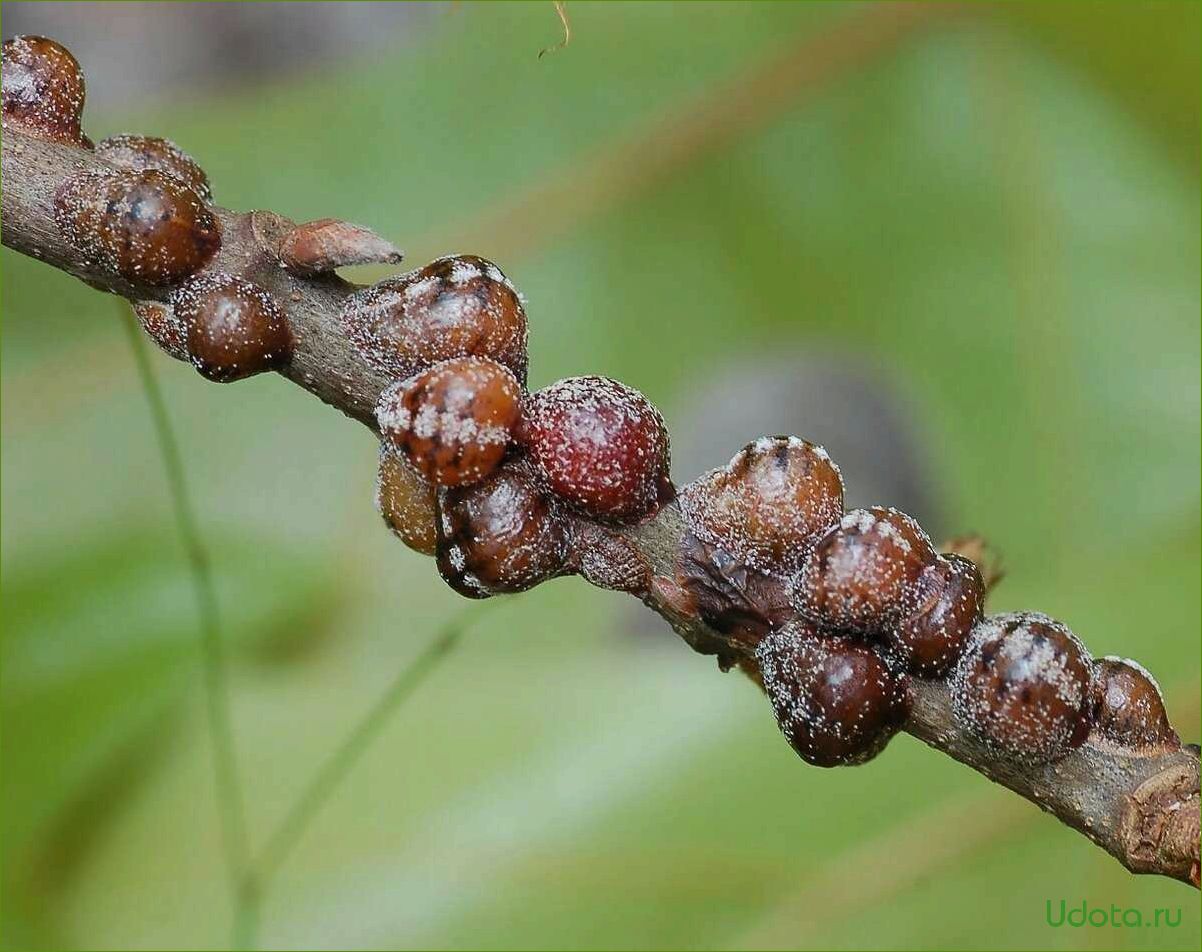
(2, 2, 1199, 949)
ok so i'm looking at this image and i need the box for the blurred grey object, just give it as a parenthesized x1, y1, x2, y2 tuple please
(671, 353, 939, 527)
(1, 2, 438, 113)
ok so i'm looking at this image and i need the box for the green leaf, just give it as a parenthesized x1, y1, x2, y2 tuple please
(1, 530, 335, 947)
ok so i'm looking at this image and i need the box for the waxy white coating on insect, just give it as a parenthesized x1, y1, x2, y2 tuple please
(376, 356, 521, 487)
(388, 402, 509, 449)
(133, 300, 188, 362)
(519, 375, 670, 522)
(448, 258, 483, 285)
(840, 509, 914, 553)
(53, 167, 219, 286)
(792, 506, 935, 633)
(435, 465, 568, 596)
(171, 272, 290, 380)
(757, 623, 909, 767)
(577, 543, 640, 592)
(1099, 655, 1162, 696)
(95, 134, 212, 201)
(338, 254, 527, 383)
(403, 275, 440, 302)
(425, 253, 519, 294)
(951, 611, 1091, 764)
(681, 435, 844, 572)
(889, 554, 983, 677)
(1088, 656, 1177, 752)
(2, 35, 86, 144)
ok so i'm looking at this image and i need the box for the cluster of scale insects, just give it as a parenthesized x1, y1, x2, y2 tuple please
(5, 34, 1183, 772)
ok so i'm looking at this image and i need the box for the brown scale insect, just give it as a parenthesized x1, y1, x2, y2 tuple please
(516, 375, 672, 524)
(54, 167, 220, 287)
(1086, 656, 1178, 753)
(792, 506, 937, 635)
(95, 134, 212, 201)
(435, 460, 569, 598)
(889, 553, 984, 677)
(132, 300, 189, 363)
(376, 356, 521, 488)
(339, 254, 528, 384)
(679, 435, 843, 572)
(757, 622, 910, 767)
(1, 35, 88, 146)
(376, 444, 438, 556)
(171, 272, 292, 382)
(567, 521, 653, 595)
(951, 611, 1092, 764)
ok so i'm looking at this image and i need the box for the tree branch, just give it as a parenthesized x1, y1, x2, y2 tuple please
(3, 127, 1197, 888)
